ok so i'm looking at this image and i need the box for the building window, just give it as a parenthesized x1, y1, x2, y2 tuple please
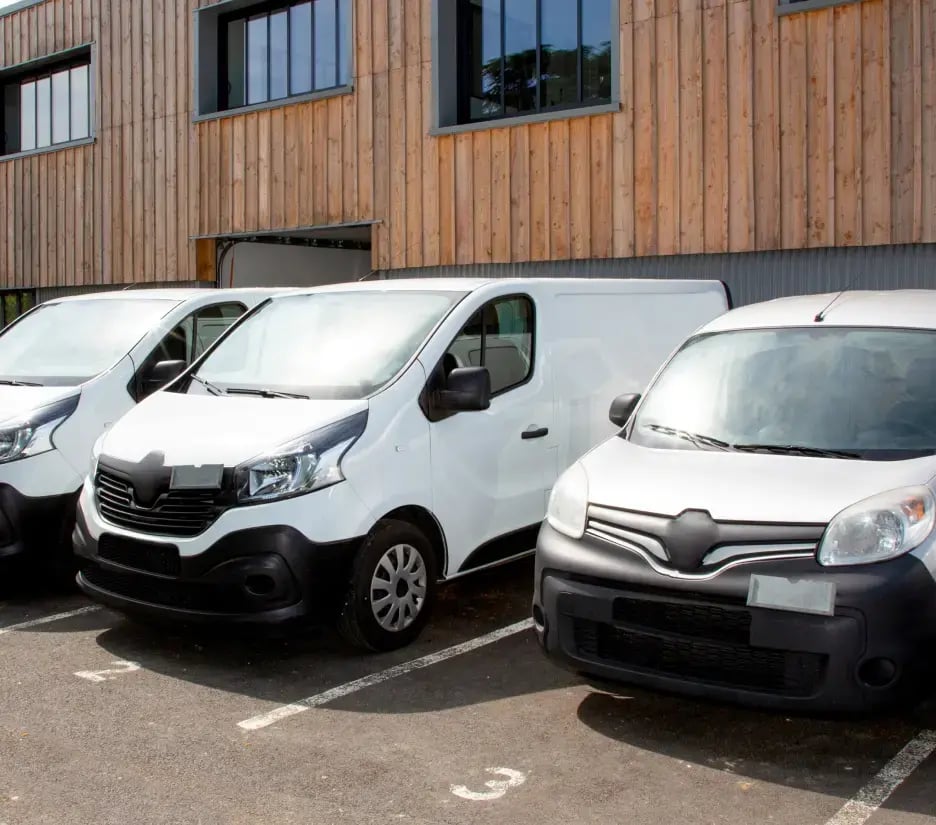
(0, 290, 36, 328)
(457, 0, 612, 124)
(776, 0, 862, 13)
(217, 0, 351, 113)
(1, 54, 90, 157)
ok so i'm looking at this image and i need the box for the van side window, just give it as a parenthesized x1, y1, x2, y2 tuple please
(445, 296, 534, 395)
(192, 303, 247, 358)
(132, 302, 246, 400)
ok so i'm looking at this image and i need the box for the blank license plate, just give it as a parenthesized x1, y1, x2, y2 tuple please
(170, 465, 223, 490)
(747, 574, 836, 616)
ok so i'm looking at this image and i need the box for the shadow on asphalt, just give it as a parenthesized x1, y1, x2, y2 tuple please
(576, 686, 936, 814)
(88, 557, 563, 711)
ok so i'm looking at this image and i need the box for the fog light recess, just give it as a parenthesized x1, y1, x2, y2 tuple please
(857, 657, 898, 689)
(244, 574, 277, 597)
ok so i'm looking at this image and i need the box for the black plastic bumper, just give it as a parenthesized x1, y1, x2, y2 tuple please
(0, 484, 78, 563)
(73, 505, 361, 625)
(534, 522, 936, 713)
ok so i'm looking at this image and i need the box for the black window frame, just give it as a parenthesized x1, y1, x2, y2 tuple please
(0, 51, 91, 157)
(455, 0, 612, 125)
(217, 0, 348, 114)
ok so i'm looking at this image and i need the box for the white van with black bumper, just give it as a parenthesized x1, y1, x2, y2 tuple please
(73, 278, 729, 650)
(535, 290, 936, 712)
(0, 288, 277, 580)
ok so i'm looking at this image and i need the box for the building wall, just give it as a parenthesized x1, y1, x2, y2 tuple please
(0, 0, 198, 289)
(0, 0, 934, 290)
(196, 0, 936, 272)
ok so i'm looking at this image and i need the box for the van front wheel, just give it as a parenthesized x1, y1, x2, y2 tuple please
(337, 520, 438, 652)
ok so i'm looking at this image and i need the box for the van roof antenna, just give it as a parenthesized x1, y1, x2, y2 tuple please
(813, 274, 859, 322)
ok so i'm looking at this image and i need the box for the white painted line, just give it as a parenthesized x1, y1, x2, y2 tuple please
(0, 605, 102, 636)
(451, 767, 527, 801)
(824, 729, 936, 825)
(238, 618, 534, 731)
(75, 660, 141, 683)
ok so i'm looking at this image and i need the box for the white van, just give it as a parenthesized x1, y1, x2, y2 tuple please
(535, 290, 936, 712)
(0, 288, 278, 580)
(74, 278, 729, 650)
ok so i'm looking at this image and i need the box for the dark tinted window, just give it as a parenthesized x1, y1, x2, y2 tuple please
(221, 0, 351, 111)
(445, 296, 534, 395)
(458, 0, 613, 124)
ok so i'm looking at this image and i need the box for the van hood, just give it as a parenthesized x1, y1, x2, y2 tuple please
(580, 437, 936, 524)
(0, 386, 80, 427)
(100, 392, 368, 467)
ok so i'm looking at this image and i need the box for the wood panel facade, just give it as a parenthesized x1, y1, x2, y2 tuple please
(0, 0, 933, 288)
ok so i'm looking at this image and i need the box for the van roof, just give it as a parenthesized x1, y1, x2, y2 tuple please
(276, 277, 727, 296)
(45, 287, 283, 304)
(702, 290, 936, 334)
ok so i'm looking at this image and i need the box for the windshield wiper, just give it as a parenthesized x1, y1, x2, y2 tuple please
(225, 387, 310, 400)
(0, 379, 43, 387)
(644, 424, 734, 451)
(732, 443, 861, 460)
(189, 374, 225, 397)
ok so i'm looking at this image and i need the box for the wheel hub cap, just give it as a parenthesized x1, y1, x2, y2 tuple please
(370, 543, 427, 632)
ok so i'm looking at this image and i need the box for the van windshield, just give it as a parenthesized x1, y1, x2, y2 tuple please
(0, 298, 178, 386)
(192, 290, 465, 400)
(630, 327, 936, 460)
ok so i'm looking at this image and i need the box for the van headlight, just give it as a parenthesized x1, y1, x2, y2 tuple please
(0, 395, 79, 465)
(234, 411, 367, 504)
(818, 486, 936, 566)
(546, 462, 589, 539)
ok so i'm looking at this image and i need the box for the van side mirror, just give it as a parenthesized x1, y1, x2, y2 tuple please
(141, 360, 187, 396)
(609, 393, 641, 428)
(437, 367, 491, 413)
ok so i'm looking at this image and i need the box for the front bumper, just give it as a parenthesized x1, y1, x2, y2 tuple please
(534, 523, 936, 713)
(73, 505, 361, 624)
(0, 484, 79, 563)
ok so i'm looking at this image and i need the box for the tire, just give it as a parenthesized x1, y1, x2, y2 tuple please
(337, 519, 438, 652)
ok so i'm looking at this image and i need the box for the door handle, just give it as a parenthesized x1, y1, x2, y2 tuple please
(522, 426, 549, 440)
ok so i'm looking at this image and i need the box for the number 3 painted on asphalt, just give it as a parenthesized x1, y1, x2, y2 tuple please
(74, 660, 141, 683)
(450, 768, 527, 801)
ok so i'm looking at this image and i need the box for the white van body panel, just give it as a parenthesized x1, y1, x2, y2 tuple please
(102, 392, 367, 467)
(86, 278, 729, 581)
(581, 436, 936, 524)
(547, 286, 730, 471)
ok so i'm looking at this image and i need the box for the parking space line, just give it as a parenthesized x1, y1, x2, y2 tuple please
(238, 618, 534, 731)
(0, 605, 102, 636)
(824, 730, 936, 825)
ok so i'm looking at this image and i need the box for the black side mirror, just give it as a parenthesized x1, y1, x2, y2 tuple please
(437, 367, 491, 412)
(609, 393, 641, 428)
(142, 360, 188, 395)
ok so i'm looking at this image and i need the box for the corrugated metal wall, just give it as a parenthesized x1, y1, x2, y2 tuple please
(379, 243, 936, 307)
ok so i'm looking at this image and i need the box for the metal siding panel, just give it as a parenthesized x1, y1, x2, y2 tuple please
(377, 243, 936, 307)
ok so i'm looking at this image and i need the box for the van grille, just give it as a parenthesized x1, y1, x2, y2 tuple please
(95, 471, 225, 538)
(573, 617, 826, 697)
(612, 596, 752, 646)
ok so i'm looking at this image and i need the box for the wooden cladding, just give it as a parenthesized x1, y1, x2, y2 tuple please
(0, 0, 934, 288)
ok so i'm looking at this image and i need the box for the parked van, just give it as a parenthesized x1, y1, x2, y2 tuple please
(74, 278, 729, 650)
(535, 290, 936, 712)
(0, 288, 278, 579)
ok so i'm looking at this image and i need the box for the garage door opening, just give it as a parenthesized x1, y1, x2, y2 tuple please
(197, 223, 375, 289)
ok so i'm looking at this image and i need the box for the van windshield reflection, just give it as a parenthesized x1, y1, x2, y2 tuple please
(192, 290, 465, 400)
(0, 299, 177, 387)
(629, 327, 936, 460)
